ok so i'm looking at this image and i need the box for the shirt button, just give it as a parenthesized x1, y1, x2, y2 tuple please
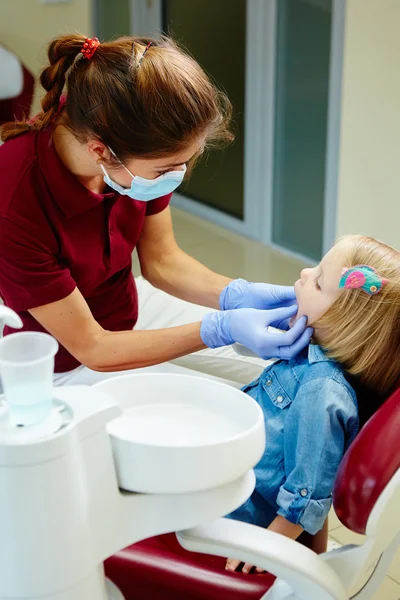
(266, 380, 272, 386)
(276, 395, 283, 403)
(300, 488, 308, 497)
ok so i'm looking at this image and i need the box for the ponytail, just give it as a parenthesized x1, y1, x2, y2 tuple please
(1, 34, 86, 142)
(39, 34, 86, 128)
(1, 33, 233, 161)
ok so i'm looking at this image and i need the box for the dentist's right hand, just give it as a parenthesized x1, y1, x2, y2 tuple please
(200, 305, 313, 361)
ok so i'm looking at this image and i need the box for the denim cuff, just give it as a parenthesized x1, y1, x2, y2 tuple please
(276, 486, 332, 535)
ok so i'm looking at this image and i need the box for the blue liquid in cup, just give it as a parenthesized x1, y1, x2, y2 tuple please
(6, 383, 52, 426)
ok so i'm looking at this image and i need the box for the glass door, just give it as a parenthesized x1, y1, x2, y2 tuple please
(271, 0, 333, 262)
(129, 0, 271, 240)
(162, 0, 246, 221)
(96, 0, 131, 40)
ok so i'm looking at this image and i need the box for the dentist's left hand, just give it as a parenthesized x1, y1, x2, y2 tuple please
(200, 306, 312, 361)
(220, 279, 297, 329)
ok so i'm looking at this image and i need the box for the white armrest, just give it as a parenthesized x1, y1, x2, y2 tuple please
(177, 519, 347, 600)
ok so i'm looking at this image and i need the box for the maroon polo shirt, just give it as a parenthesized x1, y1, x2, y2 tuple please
(0, 129, 171, 372)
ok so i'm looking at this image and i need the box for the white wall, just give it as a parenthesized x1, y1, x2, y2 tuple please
(0, 0, 92, 114)
(336, 0, 400, 248)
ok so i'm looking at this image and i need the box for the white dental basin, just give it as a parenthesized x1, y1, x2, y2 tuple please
(93, 373, 265, 495)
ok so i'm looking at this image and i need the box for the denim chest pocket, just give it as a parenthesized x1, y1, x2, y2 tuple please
(261, 373, 292, 409)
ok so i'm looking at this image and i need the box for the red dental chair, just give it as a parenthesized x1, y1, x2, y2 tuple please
(105, 387, 400, 599)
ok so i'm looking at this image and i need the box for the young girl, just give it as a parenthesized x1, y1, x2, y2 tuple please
(225, 234, 400, 573)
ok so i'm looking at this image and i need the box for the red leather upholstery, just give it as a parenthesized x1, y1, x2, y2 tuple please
(0, 65, 35, 125)
(104, 533, 275, 599)
(333, 387, 400, 534)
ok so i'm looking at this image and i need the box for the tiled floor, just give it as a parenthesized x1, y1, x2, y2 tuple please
(135, 206, 400, 600)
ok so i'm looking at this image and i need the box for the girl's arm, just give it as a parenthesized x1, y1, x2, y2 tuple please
(226, 516, 303, 574)
(226, 516, 329, 574)
(269, 515, 329, 553)
(267, 515, 303, 539)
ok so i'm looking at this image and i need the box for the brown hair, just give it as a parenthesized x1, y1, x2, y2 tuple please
(316, 235, 400, 395)
(1, 34, 233, 164)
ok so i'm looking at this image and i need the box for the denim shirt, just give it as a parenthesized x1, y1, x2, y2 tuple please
(228, 344, 359, 535)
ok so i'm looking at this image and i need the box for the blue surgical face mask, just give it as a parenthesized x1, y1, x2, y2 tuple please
(99, 148, 186, 202)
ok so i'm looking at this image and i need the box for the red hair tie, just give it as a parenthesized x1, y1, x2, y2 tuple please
(81, 37, 100, 60)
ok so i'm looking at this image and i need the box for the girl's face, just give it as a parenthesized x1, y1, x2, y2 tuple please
(294, 243, 346, 327)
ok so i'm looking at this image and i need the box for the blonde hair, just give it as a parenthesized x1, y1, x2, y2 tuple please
(315, 235, 400, 395)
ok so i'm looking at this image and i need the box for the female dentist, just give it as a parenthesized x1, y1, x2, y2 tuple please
(0, 34, 312, 388)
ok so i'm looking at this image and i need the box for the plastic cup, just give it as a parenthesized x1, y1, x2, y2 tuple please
(0, 332, 59, 427)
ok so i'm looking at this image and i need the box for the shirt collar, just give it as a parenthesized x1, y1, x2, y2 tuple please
(308, 343, 336, 364)
(36, 128, 115, 219)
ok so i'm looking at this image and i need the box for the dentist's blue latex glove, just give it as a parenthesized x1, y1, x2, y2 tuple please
(200, 306, 313, 361)
(220, 279, 296, 329)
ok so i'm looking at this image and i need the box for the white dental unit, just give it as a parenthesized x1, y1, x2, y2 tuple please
(0, 305, 268, 600)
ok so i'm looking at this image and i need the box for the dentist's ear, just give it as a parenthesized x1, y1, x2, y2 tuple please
(0, 306, 23, 337)
(86, 139, 109, 163)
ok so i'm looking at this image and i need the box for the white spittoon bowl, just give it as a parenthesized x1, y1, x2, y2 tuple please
(93, 373, 265, 494)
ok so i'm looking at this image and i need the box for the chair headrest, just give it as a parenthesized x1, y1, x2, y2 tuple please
(333, 387, 400, 534)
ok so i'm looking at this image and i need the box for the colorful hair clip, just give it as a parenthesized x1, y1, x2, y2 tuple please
(339, 265, 389, 295)
(81, 37, 100, 60)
